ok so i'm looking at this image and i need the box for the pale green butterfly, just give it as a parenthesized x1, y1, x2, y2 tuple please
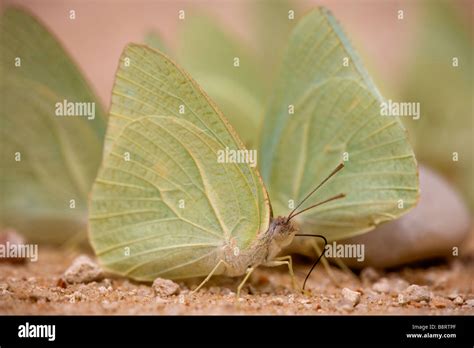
(88, 7, 418, 294)
(260, 8, 419, 258)
(0, 7, 106, 244)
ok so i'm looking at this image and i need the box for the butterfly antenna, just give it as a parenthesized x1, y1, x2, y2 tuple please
(288, 193, 346, 221)
(294, 234, 328, 290)
(286, 163, 345, 222)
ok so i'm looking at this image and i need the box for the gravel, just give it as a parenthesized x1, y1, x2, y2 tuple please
(63, 255, 103, 284)
(152, 278, 180, 297)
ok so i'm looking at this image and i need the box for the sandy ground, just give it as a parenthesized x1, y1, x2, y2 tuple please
(1, 231, 473, 315)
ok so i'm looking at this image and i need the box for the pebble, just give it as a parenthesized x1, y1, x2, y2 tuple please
(220, 288, 233, 296)
(299, 298, 312, 305)
(340, 165, 471, 268)
(155, 297, 168, 305)
(337, 299, 355, 312)
(453, 296, 464, 305)
(447, 291, 460, 300)
(98, 286, 108, 295)
(431, 296, 451, 308)
(398, 285, 431, 304)
(0, 229, 27, 263)
(372, 278, 391, 294)
(152, 277, 180, 297)
(360, 267, 381, 283)
(371, 277, 409, 294)
(341, 287, 361, 307)
(465, 299, 474, 307)
(209, 286, 221, 295)
(365, 289, 381, 303)
(63, 255, 103, 284)
(393, 279, 409, 293)
(270, 297, 285, 306)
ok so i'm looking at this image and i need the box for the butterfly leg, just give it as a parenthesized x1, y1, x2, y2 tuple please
(333, 256, 357, 278)
(311, 240, 355, 286)
(192, 259, 229, 294)
(236, 266, 255, 297)
(264, 255, 299, 291)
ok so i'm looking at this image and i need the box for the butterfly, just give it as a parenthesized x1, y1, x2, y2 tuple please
(88, 7, 419, 295)
(0, 7, 106, 244)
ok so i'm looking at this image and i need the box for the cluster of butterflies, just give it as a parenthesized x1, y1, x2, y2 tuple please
(1, 6, 419, 292)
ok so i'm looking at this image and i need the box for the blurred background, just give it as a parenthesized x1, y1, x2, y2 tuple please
(1, 0, 472, 244)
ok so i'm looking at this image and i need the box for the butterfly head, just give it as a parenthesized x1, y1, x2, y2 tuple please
(267, 216, 298, 252)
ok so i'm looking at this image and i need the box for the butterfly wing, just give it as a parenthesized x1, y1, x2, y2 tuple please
(175, 13, 266, 149)
(0, 8, 106, 243)
(260, 8, 419, 241)
(89, 44, 270, 281)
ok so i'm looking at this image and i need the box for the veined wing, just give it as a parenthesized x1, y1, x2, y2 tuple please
(260, 8, 419, 241)
(89, 44, 271, 280)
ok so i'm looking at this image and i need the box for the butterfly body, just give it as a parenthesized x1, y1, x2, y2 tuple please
(217, 216, 297, 277)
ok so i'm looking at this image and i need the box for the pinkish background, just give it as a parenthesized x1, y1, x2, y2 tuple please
(1, 0, 471, 109)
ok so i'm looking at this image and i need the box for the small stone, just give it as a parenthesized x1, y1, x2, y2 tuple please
(464, 299, 474, 307)
(0, 229, 27, 264)
(68, 291, 87, 302)
(64, 255, 103, 284)
(391, 278, 410, 293)
(360, 267, 381, 283)
(101, 278, 113, 288)
(337, 300, 355, 312)
(447, 291, 460, 300)
(342, 287, 361, 307)
(221, 288, 233, 296)
(152, 277, 180, 297)
(398, 295, 408, 305)
(398, 285, 431, 304)
(372, 278, 391, 293)
(271, 297, 285, 306)
(56, 278, 67, 288)
(299, 298, 312, 305)
(365, 289, 380, 303)
(155, 297, 168, 305)
(209, 286, 221, 295)
(431, 296, 451, 308)
(453, 296, 464, 305)
(98, 286, 108, 294)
